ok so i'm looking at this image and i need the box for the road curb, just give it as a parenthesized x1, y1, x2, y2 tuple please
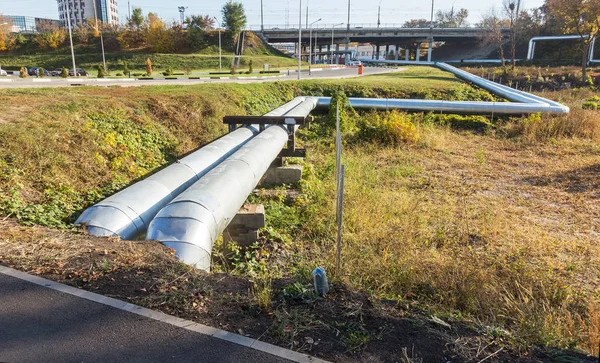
(0, 265, 328, 363)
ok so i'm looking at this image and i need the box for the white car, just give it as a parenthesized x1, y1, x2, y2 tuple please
(0, 69, 7, 76)
(347, 60, 362, 66)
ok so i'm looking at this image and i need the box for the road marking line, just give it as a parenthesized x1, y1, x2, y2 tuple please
(0, 265, 327, 363)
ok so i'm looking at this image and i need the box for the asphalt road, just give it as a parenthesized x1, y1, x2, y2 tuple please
(0, 273, 293, 363)
(0, 67, 400, 89)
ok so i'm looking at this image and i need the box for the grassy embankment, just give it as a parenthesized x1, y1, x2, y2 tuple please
(0, 66, 599, 361)
(0, 32, 301, 74)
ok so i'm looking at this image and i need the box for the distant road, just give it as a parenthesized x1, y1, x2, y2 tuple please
(0, 67, 400, 89)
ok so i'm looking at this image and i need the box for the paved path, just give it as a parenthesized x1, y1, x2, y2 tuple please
(0, 67, 401, 89)
(0, 267, 322, 363)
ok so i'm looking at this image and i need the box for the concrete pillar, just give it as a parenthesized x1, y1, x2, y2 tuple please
(427, 38, 433, 62)
(405, 47, 410, 61)
(224, 204, 265, 247)
(385, 45, 390, 60)
(376, 44, 380, 60)
(395, 45, 400, 60)
(416, 43, 421, 62)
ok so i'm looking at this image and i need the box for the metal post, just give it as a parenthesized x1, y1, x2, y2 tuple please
(428, 0, 434, 62)
(65, 1, 77, 76)
(309, 18, 321, 75)
(298, 0, 302, 80)
(93, 1, 107, 72)
(346, 0, 351, 50)
(260, 0, 264, 32)
(219, 29, 222, 72)
(377, 0, 383, 28)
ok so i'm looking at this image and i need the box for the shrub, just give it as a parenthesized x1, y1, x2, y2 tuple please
(60, 67, 68, 78)
(328, 91, 358, 135)
(97, 65, 105, 78)
(19, 67, 27, 78)
(586, 75, 594, 87)
(248, 59, 253, 74)
(145, 57, 152, 76)
(582, 101, 598, 110)
(115, 73, 123, 77)
(162, 67, 174, 76)
(123, 61, 130, 76)
(356, 110, 420, 145)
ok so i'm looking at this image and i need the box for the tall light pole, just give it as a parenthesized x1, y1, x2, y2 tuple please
(93, 0, 107, 72)
(215, 18, 223, 72)
(346, 0, 351, 50)
(331, 23, 344, 65)
(427, 0, 435, 62)
(65, 1, 77, 76)
(377, 0, 383, 28)
(178, 6, 188, 26)
(309, 18, 321, 75)
(260, 0, 264, 32)
(298, 0, 302, 80)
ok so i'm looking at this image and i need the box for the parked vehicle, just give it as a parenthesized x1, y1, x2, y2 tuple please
(28, 67, 50, 76)
(0, 68, 7, 76)
(347, 60, 362, 66)
(51, 68, 63, 76)
(68, 68, 89, 77)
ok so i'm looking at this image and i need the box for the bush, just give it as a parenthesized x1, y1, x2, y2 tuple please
(60, 67, 68, 78)
(132, 73, 143, 77)
(582, 101, 598, 110)
(248, 59, 253, 74)
(115, 73, 123, 77)
(162, 67, 174, 76)
(145, 57, 152, 76)
(97, 65, 105, 78)
(328, 91, 358, 135)
(19, 67, 27, 78)
(123, 61, 130, 75)
(356, 110, 420, 145)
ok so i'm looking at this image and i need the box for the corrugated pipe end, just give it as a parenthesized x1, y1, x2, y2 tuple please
(162, 242, 212, 271)
(75, 205, 141, 240)
(146, 216, 215, 271)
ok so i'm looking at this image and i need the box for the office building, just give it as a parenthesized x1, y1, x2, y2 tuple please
(56, 0, 119, 28)
(4, 16, 61, 33)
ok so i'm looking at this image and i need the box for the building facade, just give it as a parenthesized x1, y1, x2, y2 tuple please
(56, 0, 119, 28)
(5, 16, 61, 33)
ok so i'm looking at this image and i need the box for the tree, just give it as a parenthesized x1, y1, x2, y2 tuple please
(60, 67, 68, 78)
(186, 15, 215, 30)
(97, 65, 105, 78)
(145, 57, 152, 76)
(479, 10, 510, 67)
(545, 0, 600, 83)
(504, 0, 522, 70)
(130, 7, 144, 29)
(403, 19, 430, 28)
(436, 8, 469, 27)
(0, 15, 12, 51)
(222, 1, 247, 35)
(145, 13, 172, 52)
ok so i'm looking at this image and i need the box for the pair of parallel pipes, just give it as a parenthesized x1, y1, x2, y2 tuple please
(76, 63, 569, 270)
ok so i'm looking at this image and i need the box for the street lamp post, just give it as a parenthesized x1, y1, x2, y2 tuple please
(298, 0, 301, 80)
(214, 18, 223, 72)
(428, 0, 435, 62)
(65, 1, 77, 76)
(309, 18, 322, 75)
(92, 0, 107, 72)
(377, 0, 383, 28)
(331, 23, 344, 65)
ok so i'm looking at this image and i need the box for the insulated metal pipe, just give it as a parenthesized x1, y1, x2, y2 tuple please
(146, 98, 319, 270)
(75, 98, 306, 240)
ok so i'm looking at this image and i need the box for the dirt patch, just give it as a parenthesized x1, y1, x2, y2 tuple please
(0, 219, 594, 362)
(0, 104, 34, 124)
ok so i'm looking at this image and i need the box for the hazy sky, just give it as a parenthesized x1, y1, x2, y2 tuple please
(0, 0, 545, 28)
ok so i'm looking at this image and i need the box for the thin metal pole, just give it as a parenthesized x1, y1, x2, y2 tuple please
(219, 29, 222, 72)
(298, 0, 301, 80)
(346, 0, 351, 50)
(260, 0, 264, 32)
(65, 1, 77, 76)
(309, 26, 312, 74)
(428, 0, 434, 62)
(336, 164, 345, 277)
(93, 1, 107, 72)
(331, 27, 335, 65)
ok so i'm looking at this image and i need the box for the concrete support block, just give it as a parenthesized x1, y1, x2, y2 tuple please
(224, 204, 265, 247)
(416, 43, 421, 62)
(261, 164, 303, 186)
(395, 45, 400, 60)
(405, 48, 410, 61)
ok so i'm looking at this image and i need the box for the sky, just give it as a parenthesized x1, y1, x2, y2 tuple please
(0, 0, 545, 28)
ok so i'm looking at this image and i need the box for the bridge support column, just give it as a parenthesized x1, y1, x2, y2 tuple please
(416, 43, 421, 62)
(376, 44, 380, 60)
(405, 47, 410, 61)
(427, 38, 433, 62)
(395, 45, 400, 60)
(385, 45, 390, 60)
